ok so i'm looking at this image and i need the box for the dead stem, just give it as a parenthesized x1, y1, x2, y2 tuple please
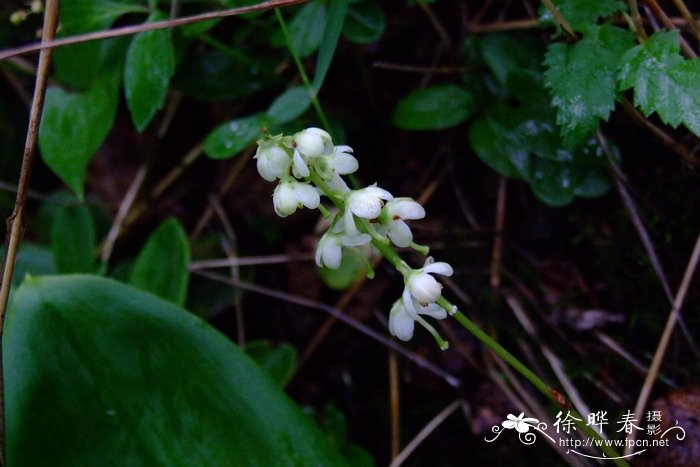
(0, 0, 59, 462)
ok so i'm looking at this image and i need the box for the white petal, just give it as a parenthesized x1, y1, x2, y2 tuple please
(417, 302, 447, 320)
(334, 145, 353, 154)
(257, 155, 277, 182)
(294, 132, 325, 158)
(294, 183, 320, 209)
(387, 220, 413, 248)
(341, 232, 371, 247)
(330, 153, 359, 175)
(320, 238, 342, 269)
(326, 173, 350, 193)
(343, 208, 358, 235)
(273, 183, 297, 217)
(364, 185, 393, 201)
(305, 127, 331, 140)
(292, 149, 310, 178)
(388, 198, 425, 220)
(407, 273, 442, 304)
(423, 262, 453, 277)
(401, 288, 419, 319)
(269, 147, 289, 178)
(389, 302, 415, 341)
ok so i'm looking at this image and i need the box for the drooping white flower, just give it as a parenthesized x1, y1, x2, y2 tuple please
(255, 145, 290, 182)
(315, 229, 371, 269)
(380, 198, 425, 247)
(272, 179, 320, 218)
(294, 127, 333, 158)
(389, 296, 447, 341)
(343, 184, 393, 234)
(404, 257, 453, 307)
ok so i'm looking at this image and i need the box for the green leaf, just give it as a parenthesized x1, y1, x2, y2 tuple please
(53, 0, 147, 89)
(6, 275, 350, 466)
(539, 0, 624, 33)
(173, 49, 278, 101)
(618, 30, 700, 135)
(204, 113, 265, 159)
(469, 71, 611, 206)
(0, 244, 56, 291)
(39, 70, 120, 200)
(392, 84, 475, 130)
(266, 87, 312, 124)
(478, 33, 543, 87)
(343, 0, 384, 45)
(129, 218, 190, 306)
(124, 12, 176, 132)
(545, 25, 635, 145)
(318, 249, 365, 290)
(50, 203, 96, 274)
(313, 0, 349, 91)
(273, 1, 327, 58)
(245, 340, 298, 387)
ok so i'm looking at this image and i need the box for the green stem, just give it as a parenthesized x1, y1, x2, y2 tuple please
(309, 169, 626, 464)
(274, 8, 331, 131)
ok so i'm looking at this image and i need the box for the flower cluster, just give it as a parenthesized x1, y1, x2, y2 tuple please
(256, 128, 454, 345)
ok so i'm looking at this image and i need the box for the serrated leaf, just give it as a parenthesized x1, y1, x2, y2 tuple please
(469, 71, 611, 206)
(266, 87, 312, 124)
(545, 25, 635, 145)
(618, 30, 700, 135)
(245, 340, 298, 387)
(129, 218, 190, 306)
(6, 275, 350, 466)
(204, 113, 266, 159)
(51, 203, 97, 274)
(125, 12, 175, 132)
(39, 70, 120, 200)
(392, 84, 475, 130)
(539, 0, 624, 33)
(53, 0, 147, 89)
(343, 0, 385, 45)
(313, 0, 349, 91)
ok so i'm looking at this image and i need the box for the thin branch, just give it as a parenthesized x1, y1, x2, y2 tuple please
(628, 0, 649, 40)
(646, 0, 697, 58)
(389, 399, 462, 467)
(625, 231, 700, 453)
(388, 349, 400, 461)
(193, 270, 462, 387)
(188, 253, 314, 270)
(0, 0, 308, 62)
(671, 0, 700, 42)
(489, 177, 506, 288)
(372, 62, 476, 75)
(541, 0, 576, 37)
(0, 0, 59, 462)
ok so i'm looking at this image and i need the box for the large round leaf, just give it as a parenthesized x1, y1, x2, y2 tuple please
(5, 275, 349, 466)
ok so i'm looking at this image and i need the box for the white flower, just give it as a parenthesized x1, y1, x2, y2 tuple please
(292, 148, 310, 178)
(255, 145, 290, 182)
(315, 230, 371, 269)
(320, 145, 358, 177)
(405, 257, 453, 306)
(272, 179, 320, 217)
(389, 297, 446, 341)
(380, 198, 425, 247)
(294, 127, 333, 158)
(343, 184, 393, 234)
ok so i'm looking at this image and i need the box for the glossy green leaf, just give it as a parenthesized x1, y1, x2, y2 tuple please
(477, 33, 543, 87)
(245, 340, 298, 387)
(173, 49, 278, 101)
(204, 113, 266, 159)
(392, 84, 475, 130)
(544, 25, 635, 145)
(266, 87, 312, 124)
(539, 0, 624, 33)
(313, 0, 349, 91)
(273, 1, 327, 58)
(39, 70, 120, 200)
(318, 250, 365, 290)
(129, 218, 190, 306)
(5, 275, 350, 466)
(125, 12, 176, 132)
(469, 71, 610, 206)
(50, 203, 96, 274)
(53, 0, 147, 89)
(343, 0, 385, 44)
(618, 30, 700, 135)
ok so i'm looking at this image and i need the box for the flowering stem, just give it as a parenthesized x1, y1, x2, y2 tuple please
(274, 8, 332, 132)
